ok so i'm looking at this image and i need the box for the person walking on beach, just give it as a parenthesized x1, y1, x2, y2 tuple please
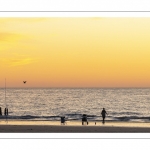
(101, 108, 107, 124)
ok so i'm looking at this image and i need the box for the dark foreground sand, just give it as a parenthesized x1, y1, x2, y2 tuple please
(1, 120, 150, 133)
(1, 125, 150, 133)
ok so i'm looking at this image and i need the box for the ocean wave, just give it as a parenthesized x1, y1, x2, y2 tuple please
(0, 115, 61, 120)
(0, 114, 150, 122)
(115, 116, 150, 121)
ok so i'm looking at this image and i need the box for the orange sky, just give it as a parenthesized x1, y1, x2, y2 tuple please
(1, 17, 150, 88)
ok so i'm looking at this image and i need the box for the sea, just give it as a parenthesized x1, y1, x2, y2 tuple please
(0, 88, 150, 122)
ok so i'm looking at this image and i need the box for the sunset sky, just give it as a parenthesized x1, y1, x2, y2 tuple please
(1, 17, 150, 88)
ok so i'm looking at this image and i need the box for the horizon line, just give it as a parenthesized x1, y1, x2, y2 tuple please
(0, 87, 150, 89)
(1, 11, 150, 12)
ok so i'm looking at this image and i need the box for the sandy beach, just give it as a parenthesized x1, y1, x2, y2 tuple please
(0, 120, 150, 133)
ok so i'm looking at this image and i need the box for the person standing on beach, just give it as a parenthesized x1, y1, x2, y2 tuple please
(101, 108, 107, 124)
(4, 108, 7, 116)
(0, 107, 2, 115)
(4, 108, 8, 116)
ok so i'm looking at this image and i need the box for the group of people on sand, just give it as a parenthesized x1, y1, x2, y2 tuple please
(0, 107, 9, 116)
(61, 108, 108, 125)
(82, 108, 108, 125)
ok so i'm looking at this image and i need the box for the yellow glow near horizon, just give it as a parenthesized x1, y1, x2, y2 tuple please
(1, 18, 150, 87)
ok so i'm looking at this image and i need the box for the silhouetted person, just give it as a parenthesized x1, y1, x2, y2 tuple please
(101, 108, 107, 124)
(0, 107, 2, 115)
(61, 116, 65, 125)
(4, 108, 8, 116)
(4, 108, 6, 116)
(82, 114, 88, 125)
(6, 108, 8, 115)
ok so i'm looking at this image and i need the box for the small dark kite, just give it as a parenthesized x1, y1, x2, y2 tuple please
(23, 81, 27, 84)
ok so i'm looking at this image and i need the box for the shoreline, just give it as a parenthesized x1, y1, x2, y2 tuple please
(1, 120, 150, 132)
